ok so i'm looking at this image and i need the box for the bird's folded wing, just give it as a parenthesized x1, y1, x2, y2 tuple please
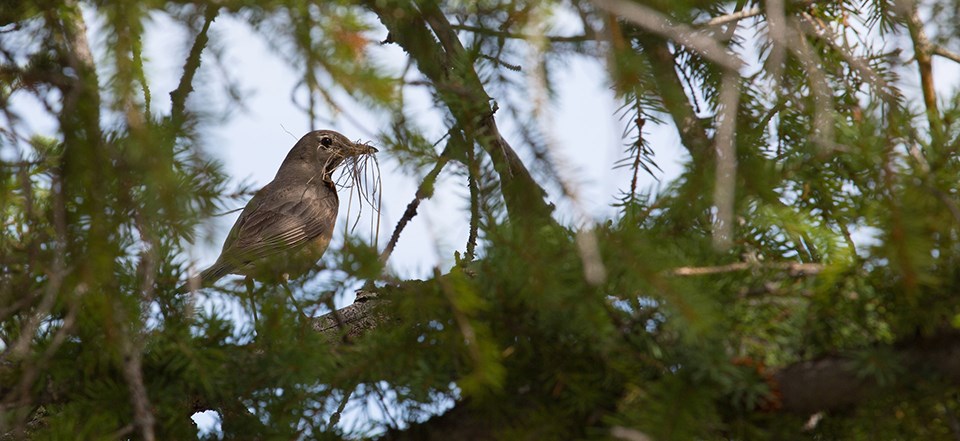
(225, 197, 335, 264)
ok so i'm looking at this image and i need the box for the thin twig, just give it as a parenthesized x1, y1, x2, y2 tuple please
(450, 23, 593, 43)
(379, 154, 449, 264)
(796, 12, 895, 99)
(896, 0, 942, 138)
(700, 7, 762, 27)
(169, 6, 218, 127)
(670, 262, 824, 276)
(465, 145, 480, 262)
(327, 388, 354, 429)
(526, 18, 606, 284)
(933, 45, 960, 64)
(592, 0, 743, 72)
(712, 74, 739, 251)
(786, 18, 837, 150)
(765, 0, 787, 82)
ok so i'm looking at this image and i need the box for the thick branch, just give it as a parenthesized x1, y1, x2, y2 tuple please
(592, 0, 742, 72)
(365, 0, 555, 226)
(775, 330, 960, 414)
(311, 290, 387, 342)
(634, 36, 712, 161)
(310, 281, 960, 425)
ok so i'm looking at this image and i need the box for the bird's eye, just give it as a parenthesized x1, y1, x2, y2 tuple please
(320, 137, 332, 148)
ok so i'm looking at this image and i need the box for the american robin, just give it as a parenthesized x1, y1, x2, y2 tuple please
(181, 130, 377, 292)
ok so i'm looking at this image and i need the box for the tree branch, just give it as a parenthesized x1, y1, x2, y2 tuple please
(774, 329, 960, 414)
(306, 281, 960, 433)
(592, 0, 742, 72)
(933, 45, 960, 64)
(669, 262, 824, 277)
(379, 154, 448, 264)
(897, 0, 942, 139)
(633, 36, 712, 161)
(366, 0, 555, 226)
(169, 6, 218, 128)
(699, 7, 762, 27)
(449, 24, 593, 43)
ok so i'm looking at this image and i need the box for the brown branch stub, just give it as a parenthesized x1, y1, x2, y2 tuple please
(933, 45, 960, 64)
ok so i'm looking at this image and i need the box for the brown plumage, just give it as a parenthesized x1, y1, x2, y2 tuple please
(182, 130, 377, 291)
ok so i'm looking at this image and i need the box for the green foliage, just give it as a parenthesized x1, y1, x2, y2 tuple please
(5, 0, 960, 439)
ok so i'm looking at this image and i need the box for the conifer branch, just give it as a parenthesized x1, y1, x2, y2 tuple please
(366, 0, 556, 226)
(379, 147, 450, 264)
(592, 0, 742, 72)
(933, 45, 960, 64)
(699, 7, 762, 27)
(897, 0, 942, 139)
(303, 284, 960, 433)
(169, 6, 218, 128)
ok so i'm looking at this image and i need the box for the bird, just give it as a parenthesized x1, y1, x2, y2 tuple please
(181, 130, 377, 293)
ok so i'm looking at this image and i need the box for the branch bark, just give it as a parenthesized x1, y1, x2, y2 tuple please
(774, 329, 960, 414)
(364, 0, 555, 227)
(308, 284, 960, 431)
(897, 0, 943, 140)
(634, 35, 713, 162)
(169, 6, 218, 129)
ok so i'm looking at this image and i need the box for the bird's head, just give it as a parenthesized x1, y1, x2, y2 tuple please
(283, 130, 378, 177)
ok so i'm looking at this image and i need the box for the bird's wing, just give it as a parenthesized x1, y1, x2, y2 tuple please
(219, 185, 337, 266)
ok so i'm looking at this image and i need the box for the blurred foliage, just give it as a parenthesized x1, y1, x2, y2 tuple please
(4, 0, 960, 439)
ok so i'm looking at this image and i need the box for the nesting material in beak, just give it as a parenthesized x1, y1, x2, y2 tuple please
(347, 143, 378, 157)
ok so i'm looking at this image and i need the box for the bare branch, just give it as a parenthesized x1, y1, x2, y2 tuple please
(465, 145, 480, 262)
(699, 7, 762, 27)
(379, 151, 450, 264)
(634, 36, 712, 160)
(367, 0, 555, 226)
(711, 74, 739, 251)
(450, 24, 592, 43)
(169, 6, 218, 127)
(774, 330, 960, 414)
(933, 45, 960, 65)
(119, 336, 156, 441)
(896, 0, 942, 138)
(797, 12, 896, 99)
(785, 18, 837, 150)
(591, 0, 743, 72)
(670, 262, 824, 276)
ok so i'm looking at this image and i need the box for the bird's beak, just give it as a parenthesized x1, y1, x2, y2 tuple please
(347, 143, 378, 157)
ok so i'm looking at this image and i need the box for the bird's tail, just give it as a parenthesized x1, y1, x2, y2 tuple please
(176, 262, 232, 294)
